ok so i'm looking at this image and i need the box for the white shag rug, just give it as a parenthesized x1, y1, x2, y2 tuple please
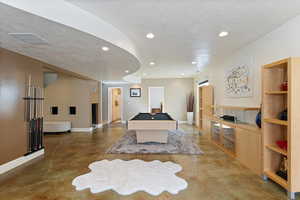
(72, 159, 188, 196)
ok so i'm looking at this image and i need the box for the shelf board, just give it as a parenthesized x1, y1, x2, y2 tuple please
(211, 105, 260, 111)
(264, 171, 288, 189)
(264, 118, 288, 126)
(263, 59, 289, 69)
(265, 144, 287, 156)
(265, 91, 288, 95)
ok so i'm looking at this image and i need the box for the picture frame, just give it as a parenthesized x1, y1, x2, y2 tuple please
(130, 88, 141, 97)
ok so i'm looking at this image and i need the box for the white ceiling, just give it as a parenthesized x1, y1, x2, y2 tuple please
(1, 1, 300, 81)
(0, 1, 140, 81)
(67, 0, 300, 79)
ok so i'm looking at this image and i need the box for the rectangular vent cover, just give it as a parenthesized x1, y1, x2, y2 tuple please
(8, 33, 48, 45)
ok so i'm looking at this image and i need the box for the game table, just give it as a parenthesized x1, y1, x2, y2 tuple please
(127, 113, 178, 143)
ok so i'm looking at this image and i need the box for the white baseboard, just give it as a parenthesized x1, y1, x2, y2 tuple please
(71, 127, 93, 132)
(178, 121, 195, 124)
(102, 121, 109, 126)
(178, 121, 188, 124)
(0, 149, 44, 175)
(95, 124, 103, 128)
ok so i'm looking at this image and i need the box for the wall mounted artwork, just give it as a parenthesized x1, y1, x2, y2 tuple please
(225, 65, 253, 98)
(130, 88, 141, 97)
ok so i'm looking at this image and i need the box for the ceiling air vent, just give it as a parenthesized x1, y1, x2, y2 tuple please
(8, 33, 48, 45)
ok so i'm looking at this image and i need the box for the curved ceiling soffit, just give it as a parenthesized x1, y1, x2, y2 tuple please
(123, 74, 142, 84)
(0, 0, 141, 81)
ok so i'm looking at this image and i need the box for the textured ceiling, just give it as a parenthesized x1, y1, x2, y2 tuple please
(67, 0, 300, 79)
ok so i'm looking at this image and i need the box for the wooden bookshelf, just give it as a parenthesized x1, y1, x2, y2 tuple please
(262, 57, 300, 199)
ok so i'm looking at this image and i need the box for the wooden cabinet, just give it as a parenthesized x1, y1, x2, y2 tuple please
(210, 120, 236, 157)
(207, 116, 262, 175)
(236, 127, 262, 175)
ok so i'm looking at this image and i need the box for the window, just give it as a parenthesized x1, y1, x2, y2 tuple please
(69, 106, 76, 115)
(51, 106, 58, 115)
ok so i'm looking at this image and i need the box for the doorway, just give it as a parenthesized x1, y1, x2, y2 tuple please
(108, 87, 123, 124)
(148, 87, 165, 113)
(198, 84, 213, 131)
(91, 103, 99, 127)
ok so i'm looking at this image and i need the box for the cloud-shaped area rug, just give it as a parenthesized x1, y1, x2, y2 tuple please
(72, 159, 188, 196)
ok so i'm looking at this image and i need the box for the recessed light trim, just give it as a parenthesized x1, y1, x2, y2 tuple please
(125, 70, 129, 73)
(149, 62, 155, 66)
(102, 46, 109, 51)
(146, 33, 155, 39)
(219, 31, 229, 37)
(192, 61, 197, 65)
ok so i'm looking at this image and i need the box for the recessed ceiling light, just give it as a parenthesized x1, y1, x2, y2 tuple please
(125, 70, 129, 73)
(146, 33, 155, 39)
(181, 73, 185, 76)
(219, 31, 229, 37)
(192, 61, 197, 65)
(149, 62, 155, 66)
(102, 46, 109, 51)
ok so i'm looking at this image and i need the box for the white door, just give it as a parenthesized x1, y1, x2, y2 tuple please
(148, 87, 165, 113)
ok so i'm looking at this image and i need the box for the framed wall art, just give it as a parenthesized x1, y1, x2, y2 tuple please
(130, 88, 141, 97)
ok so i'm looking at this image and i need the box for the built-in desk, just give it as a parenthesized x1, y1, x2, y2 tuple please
(208, 116, 262, 175)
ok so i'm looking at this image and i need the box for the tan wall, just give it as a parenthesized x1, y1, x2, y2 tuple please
(140, 78, 194, 121)
(44, 73, 101, 128)
(0, 48, 43, 164)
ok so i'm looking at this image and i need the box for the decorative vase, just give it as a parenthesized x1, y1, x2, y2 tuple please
(280, 81, 288, 91)
(187, 112, 194, 125)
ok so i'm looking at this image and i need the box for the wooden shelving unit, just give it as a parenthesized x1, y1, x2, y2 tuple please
(262, 58, 300, 199)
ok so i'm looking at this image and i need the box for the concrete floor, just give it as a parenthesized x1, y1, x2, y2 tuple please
(0, 124, 293, 200)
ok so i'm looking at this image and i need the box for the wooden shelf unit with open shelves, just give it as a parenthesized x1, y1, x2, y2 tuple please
(262, 58, 300, 199)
